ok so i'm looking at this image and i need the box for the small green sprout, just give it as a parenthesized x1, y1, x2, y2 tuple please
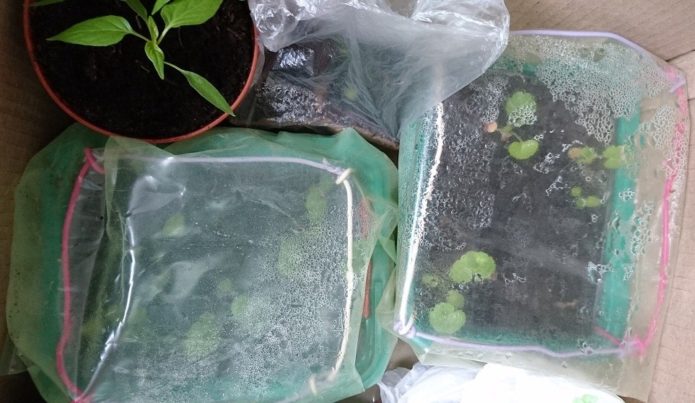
(161, 213, 186, 237)
(568, 147, 598, 165)
(422, 273, 442, 288)
(449, 250, 496, 283)
(487, 91, 540, 160)
(446, 290, 465, 309)
(602, 145, 625, 169)
(505, 91, 537, 128)
(46, 0, 234, 115)
(570, 187, 602, 209)
(508, 139, 540, 161)
(428, 302, 466, 335)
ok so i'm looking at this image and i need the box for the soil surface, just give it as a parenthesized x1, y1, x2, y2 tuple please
(30, 0, 254, 139)
(416, 71, 611, 345)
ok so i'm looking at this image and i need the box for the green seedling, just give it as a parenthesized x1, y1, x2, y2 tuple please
(428, 302, 466, 335)
(487, 91, 540, 160)
(508, 139, 540, 161)
(449, 250, 496, 283)
(183, 313, 220, 361)
(446, 290, 465, 309)
(602, 145, 625, 169)
(567, 145, 625, 169)
(45, 0, 234, 115)
(569, 187, 602, 209)
(422, 273, 443, 288)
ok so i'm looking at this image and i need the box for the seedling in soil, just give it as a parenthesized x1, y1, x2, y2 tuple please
(428, 302, 466, 335)
(43, 0, 234, 115)
(449, 250, 497, 283)
(486, 91, 541, 161)
(569, 186, 602, 209)
(567, 145, 626, 169)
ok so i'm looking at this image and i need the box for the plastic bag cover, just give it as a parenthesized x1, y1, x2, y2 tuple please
(395, 32, 690, 400)
(237, 0, 509, 147)
(8, 125, 398, 403)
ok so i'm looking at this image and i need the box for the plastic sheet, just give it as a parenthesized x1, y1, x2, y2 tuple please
(395, 32, 690, 400)
(378, 363, 624, 403)
(8, 124, 398, 403)
(233, 0, 509, 148)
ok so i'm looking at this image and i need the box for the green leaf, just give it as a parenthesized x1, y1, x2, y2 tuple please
(48, 16, 134, 46)
(152, 0, 171, 14)
(183, 313, 219, 361)
(505, 91, 536, 115)
(602, 145, 625, 169)
(124, 0, 148, 21)
(145, 41, 165, 79)
(570, 186, 583, 198)
(570, 147, 598, 164)
(508, 139, 540, 160)
(446, 291, 465, 309)
(429, 303, 466, 335)
(31, 0, 64, 7)
(161, 0, 223, 29)
(584, 196, 602, 208)
(168, 63, 233, 115)
(161, 212, 185, 237)
(146, 16, 160, 40)
(421, 274, 442, 288)
(449, 251, 496, 283)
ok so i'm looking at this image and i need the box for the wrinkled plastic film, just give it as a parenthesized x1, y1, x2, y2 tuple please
(9, 126, 398, 403)
(395, 33, 690, 400)
(234, 0, 509, 147)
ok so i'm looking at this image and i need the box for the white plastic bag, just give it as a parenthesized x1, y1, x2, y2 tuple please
(242, 0, 509, 147)
(379, 363, 624, 403)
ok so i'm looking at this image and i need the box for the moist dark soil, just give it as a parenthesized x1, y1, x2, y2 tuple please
(231, 39, 399, 149)
(416, 70, 611, 344)
(30, 0, 254, 139)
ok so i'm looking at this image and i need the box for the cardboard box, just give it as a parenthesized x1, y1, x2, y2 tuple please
(0, 0, 693, 401)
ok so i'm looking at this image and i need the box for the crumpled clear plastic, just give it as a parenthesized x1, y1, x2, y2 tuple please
(394, 32, 690, 400)
(378, 363, 624, 403)
(232, 0, 509, 147)
(8, 125, 398, 403)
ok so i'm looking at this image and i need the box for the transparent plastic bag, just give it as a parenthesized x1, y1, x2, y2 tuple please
(395, 32, 690, 400)
(378, 363, 624, 403)
(232, 0, 509, 147)
(8, 125, 398, 403)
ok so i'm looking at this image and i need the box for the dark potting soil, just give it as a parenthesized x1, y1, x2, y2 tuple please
(231, 39, 399, 149)
(416, 71, 611, 344)
(30, 0, 254, 139)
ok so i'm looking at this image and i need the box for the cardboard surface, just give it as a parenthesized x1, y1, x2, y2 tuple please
(0, 0, 694, 402)
(507, 0, 695, 60)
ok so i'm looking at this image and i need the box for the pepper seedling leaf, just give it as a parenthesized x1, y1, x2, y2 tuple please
(161, 0, 223, 29)
(508, 139, 540, 160)
(570, 186, 583, 198)
(31, 0, 64, 7)
(167, 62, 233, 115)
(449, 250, 496, 283)
(144, 41, 165, 79)
(146, 16, 160, 39)
(152, 0, 171, 14)
(124, 0, 148, 21)
(48, 16, 135, 46)
(428, 302, 466, 335)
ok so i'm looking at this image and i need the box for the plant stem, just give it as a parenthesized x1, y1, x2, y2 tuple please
(511, 132, 523, 142)
(158, 26, 171, 44)
(131, 31, 150, 42)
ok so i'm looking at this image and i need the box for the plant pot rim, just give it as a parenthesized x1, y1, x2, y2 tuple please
(23, 0, 261, 144)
